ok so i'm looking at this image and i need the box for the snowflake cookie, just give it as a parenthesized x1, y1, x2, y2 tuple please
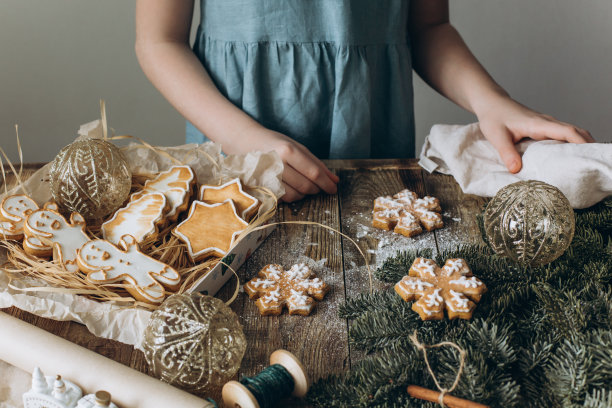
(244, 264, 329, 316)
(372, 189, 443, 237)
(394, 258, 487, 320)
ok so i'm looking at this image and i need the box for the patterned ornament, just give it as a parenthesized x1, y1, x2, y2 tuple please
(49, 138, 131, 220)
(483, 180, 575, 266)
(142, 293, 246, 393)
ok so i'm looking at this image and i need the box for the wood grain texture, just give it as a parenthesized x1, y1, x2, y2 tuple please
(229, 176, 347, 407)
(1, 160, 482, 408)
(336, 166, 439, 368)
(422, 171, 488, 250)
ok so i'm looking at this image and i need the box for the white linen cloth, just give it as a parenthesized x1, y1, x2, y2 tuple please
(419, 123, 612, 209)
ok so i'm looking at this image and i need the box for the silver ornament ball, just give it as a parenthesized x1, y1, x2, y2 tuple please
(483, 180, 575, 266)
(142, 293, 246, 394)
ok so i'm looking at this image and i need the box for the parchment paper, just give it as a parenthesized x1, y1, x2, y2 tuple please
(0, 312, 214, 408)
(0, 119, 284, 348)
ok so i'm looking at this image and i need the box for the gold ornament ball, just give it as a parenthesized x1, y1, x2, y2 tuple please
(142, 293, 247, 394)
(483, 180, 575, 266)
(49, 138, 132, 220)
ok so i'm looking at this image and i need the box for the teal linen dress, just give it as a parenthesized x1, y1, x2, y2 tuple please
(186, 0, 415, 159)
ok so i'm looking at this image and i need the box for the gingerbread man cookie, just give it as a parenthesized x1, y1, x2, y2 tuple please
(78, 234, 180, 304)
(0, 194, 39, 240)
(172, 199, 249, 261)
(101, 192, 167, 244)
(372, 189, 443, 236)
(244, 264, 329, 316)
(131, 166, 196, 222)
(23, 202, 89, 273)
(199, 178, 260, 220)
(394, 258, 486, 320)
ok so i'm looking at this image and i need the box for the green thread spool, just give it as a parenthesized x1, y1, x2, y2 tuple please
(222, 350, 309, 408)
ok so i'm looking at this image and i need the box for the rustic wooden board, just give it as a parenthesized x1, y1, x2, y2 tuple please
(1, 160, 482, 408)
(228, 172, 347, 407)
(334, 162, 439, 369)
(422, 171, 488, 249)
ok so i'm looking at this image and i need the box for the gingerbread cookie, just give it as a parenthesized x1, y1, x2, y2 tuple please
(394, 257, 486, 320)
(0, 194, 39, 240)
(78, 234, 180, 304)
(172, 199, 249, 262)
(199, 178, 260, 220)
(131, 166, 196, 222)
(372, 189, 443, 236)
(23, 202, 89, 273)
(101, 192, 167, 245)
(244, 263, 329, 316)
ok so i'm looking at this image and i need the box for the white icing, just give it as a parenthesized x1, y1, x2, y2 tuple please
(80, 237, 179, 303)
(414, 196, 437, 208)
(415, 207, 439, 220)
(300, 277, 323, 288)
(394, 190, 417, 199)
(137, 166, 194, 219)
(0, 195, 38, 238)
(264, 264, 283, 280)
(24, 209, 88, 273)
(289, 289, 309, 305)
(401, 277, 434, 292)
(423, 289, 443, 308)
(374, 197, 403, 210)
(376, 208, 401, 219)
(102, 192, 166, 244)
(262, 289, 281, 303)
(399, 212, 417, 223)
(414, 259, 436, 277)
(449, 275, 482, 288)
(447, 290, 471, 312)
(443, 259, 465, 276)
(252, 279, 275, 288)
(286, 263, 310, 280)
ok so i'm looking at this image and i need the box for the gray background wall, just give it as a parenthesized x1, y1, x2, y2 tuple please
(1, 0, 610, 163)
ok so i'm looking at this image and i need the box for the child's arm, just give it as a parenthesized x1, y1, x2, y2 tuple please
(135, 0, 338, 202)
(409, 0, 594, 173)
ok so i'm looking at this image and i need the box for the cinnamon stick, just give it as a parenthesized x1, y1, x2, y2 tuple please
(407, 385, 490, 408)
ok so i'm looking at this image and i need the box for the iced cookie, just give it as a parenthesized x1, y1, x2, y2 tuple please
(78, 235, 180, 305)
(372, 189, 443, 236)
(172, 199, 249, 261)
(131, 166, 196, 222)
(394, 211, 423, 237)
(413, 207, 444, 231)
(244, 264, 329, 316)
(101, 192, 167, 244)
(23, 202, 89, 273)
(0, 194, 39, 240)
(413, 196, 442, 213)
(395, 257, 487, 320)
(199, 178, 260, 220)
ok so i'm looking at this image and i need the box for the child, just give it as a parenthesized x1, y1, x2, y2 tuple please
(135, 0, 593, 202)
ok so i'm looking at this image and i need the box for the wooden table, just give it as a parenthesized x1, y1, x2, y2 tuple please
(0, 159, 487, 406)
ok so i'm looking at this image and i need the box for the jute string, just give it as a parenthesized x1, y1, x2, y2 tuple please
(409, 330, 466, 407)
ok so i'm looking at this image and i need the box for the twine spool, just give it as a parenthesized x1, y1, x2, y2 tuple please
(222, 350, 309, 408)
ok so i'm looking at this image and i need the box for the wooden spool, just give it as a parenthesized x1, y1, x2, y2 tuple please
(222, 349, 309, 408)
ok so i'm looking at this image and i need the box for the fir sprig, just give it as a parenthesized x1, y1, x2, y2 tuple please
(308, 197, 612, 408)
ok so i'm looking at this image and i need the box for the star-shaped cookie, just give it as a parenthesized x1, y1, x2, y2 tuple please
(172, 199, 249, 262)
(199, 178, 260, 220)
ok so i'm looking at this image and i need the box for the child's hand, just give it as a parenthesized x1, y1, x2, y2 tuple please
(233, 127, 339, 202)
(477, 96, 594, 173)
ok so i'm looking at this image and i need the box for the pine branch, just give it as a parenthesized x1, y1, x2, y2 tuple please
(309, 197, 612, 407)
